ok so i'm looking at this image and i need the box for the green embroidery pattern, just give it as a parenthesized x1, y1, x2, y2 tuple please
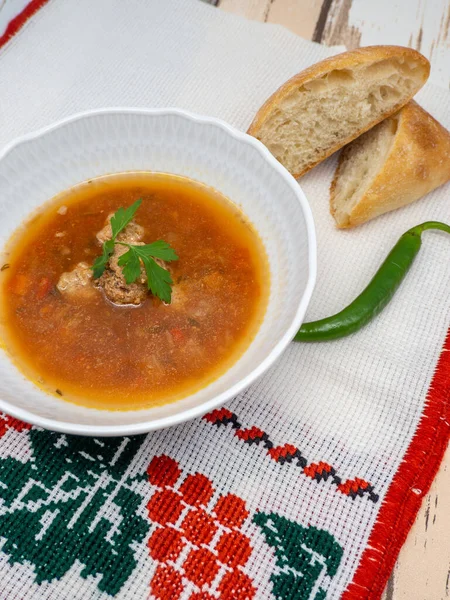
(254, 512, 343, 600)
(0, 424, 346, 600)
(0, 430, 149, 596)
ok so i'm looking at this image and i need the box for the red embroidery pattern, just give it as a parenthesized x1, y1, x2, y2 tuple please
(0, 0, 51, 50)
(338, 478, 370, 496)
(147, 455, 256, 600)
(204, 408, 378, 502)
(0, 414, 31, 438)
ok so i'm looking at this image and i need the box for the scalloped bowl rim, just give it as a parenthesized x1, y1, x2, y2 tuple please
(0, 108, 317, 436)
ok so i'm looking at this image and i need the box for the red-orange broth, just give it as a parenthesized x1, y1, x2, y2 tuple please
(0, 173, 269, 410)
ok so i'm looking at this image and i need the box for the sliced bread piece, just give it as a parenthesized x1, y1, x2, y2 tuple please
(247, 46, 430, 178)
(330, 101, 450, 228)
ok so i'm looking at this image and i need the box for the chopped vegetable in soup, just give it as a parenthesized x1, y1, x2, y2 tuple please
(0, 173, 269, 410)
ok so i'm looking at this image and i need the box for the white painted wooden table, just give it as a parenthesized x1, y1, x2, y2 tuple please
(206, 3, 450, 599)
(0, 1, 448, 598)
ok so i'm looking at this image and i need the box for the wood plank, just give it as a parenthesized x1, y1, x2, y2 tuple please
(318, 0, 361, 47)
(217, 0, 272, 22)
(319, 0, 450, 88)
(266, 0, 323, 40)
(382, 448, 450, 600)
(218, 0, 323, 40)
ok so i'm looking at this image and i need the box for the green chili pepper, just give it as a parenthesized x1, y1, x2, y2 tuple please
(295, 221, 450, 342)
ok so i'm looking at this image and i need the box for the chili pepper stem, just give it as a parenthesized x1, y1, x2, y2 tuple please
(414, 221, 450, 235)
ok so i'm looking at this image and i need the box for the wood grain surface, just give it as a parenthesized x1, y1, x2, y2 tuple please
(208, 1, 450, 599)
(218, 0, 450, 88)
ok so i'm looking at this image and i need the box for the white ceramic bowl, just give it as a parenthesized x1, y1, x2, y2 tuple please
(0, 108, 316, 436)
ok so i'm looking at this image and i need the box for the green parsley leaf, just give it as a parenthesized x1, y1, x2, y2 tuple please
(92, 239, 115, 278)
(139, 240, 179, 262)
(141, 255, 174, 304)
(118, 244, 177, 303)
(91, 199, 178, 303)
(117, 248, 141, 284)
(110, 198, 142, 240)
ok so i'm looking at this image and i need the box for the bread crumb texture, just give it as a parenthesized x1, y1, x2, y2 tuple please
(331, 101, 450, 227)
(248, 46, 430, 178)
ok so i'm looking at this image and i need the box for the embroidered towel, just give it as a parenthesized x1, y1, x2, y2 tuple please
(0, 1, 449, 599)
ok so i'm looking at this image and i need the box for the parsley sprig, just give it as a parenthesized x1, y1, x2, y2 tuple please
(91, 199, 178, 303)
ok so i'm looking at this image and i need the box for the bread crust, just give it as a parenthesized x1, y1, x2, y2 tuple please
(330, 101, 450, 227)
(248, 46, 430, 178)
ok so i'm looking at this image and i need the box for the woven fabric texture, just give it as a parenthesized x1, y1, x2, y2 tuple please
(0, 1, 449, 599)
